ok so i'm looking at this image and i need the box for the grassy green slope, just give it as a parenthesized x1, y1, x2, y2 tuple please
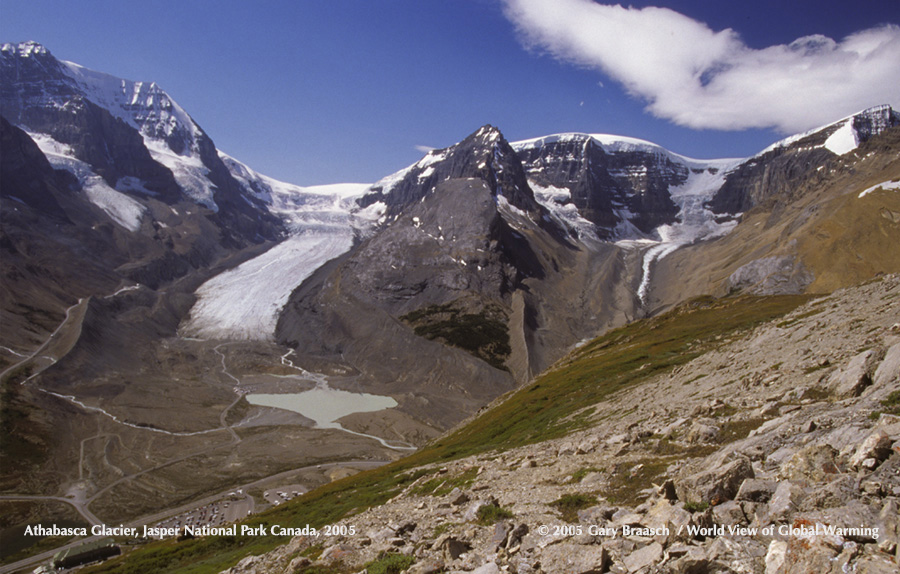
(82, 293, 810, 574)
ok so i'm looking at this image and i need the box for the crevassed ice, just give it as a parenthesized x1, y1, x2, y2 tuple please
(182, 233, 355, 340)
(181, 154, 377, 340)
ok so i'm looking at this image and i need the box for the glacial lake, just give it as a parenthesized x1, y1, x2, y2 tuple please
(245, 388, 397, 429)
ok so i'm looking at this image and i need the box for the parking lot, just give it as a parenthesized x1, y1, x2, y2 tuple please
(262, 484, 307, 506)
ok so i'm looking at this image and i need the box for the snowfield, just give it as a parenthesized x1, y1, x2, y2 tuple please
(28, 132, 147, 231)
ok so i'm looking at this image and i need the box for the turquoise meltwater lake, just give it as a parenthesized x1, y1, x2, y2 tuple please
(245, 388, 397, 429)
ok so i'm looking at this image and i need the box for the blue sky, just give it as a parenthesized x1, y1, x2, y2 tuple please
(2, 0, 898, 185)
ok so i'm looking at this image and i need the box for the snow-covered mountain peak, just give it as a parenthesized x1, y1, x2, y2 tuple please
(512, 132, 739, 171)
(2, 41, 49, 58)
(361, 124, 542, 224)
(2, 42, 201, 153)
(59, 60, 202, 152)
(1, 41, 226, 208)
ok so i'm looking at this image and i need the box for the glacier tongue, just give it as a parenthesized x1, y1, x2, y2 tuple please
(620, 159, 741, 304)
(181, 232, 355, 340)
(181, 155, 377, 341)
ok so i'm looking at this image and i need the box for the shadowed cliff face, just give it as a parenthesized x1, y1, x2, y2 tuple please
(0, 115, 74, 220)
(0, 42, 283, 243)
(515, 135, 684, 236)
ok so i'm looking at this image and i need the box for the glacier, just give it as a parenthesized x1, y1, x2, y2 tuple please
(180, 156, 377, 340)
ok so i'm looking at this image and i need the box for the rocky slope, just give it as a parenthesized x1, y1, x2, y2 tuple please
(221, 275, 900, 574)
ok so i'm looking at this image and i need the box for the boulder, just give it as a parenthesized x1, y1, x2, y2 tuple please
(491, 521, 511, 549)
(470, 562, 501, 574)
(622, 542, 663, 572)
(676, 457, 755, 505)
(538, 544, 610, 574)
(780, 444, 840, 482)
(686, 421, 720, 444)
(408, 558, 445, 574)
(642, 499, 692, 533)
(712, 500, 746, 526)
(828, 349, 878, 398)
(872, 342, 900, 388)
(758, 481, 803, 526)
(735, 479, 777, 503)
(849, 431, 893, 469)
(783, 530, 840, 573)
(669, 547, 711, 574)
(764, 539, 787, 574)
(576, 438, 598, 454)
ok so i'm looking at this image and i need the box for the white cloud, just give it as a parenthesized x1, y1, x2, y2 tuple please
(415, 144, 436, 153)
(503, 0, 900, 133)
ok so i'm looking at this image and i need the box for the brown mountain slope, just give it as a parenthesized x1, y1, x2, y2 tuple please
(648, 126, 900, 309)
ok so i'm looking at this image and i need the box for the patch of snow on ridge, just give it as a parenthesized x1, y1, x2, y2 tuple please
(824, 120, 858, 155)
(145, 138, 217, 210)
(513, 132, 735, 168)
(369, 149, 447, 197)
(754, 106, 896, 159)
(859, 180, 900, 198)
(182, 233, 354, 340)
(29, 132, 146, 231)
(530, 182, 601, 242)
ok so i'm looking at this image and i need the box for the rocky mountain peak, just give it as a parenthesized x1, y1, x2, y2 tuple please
(851, 104, 900, 142)
(1, 41, 53, 61)
(360, 124, 544, 221)
(0, 41, 211, 176)
(513, 133, 703, 238)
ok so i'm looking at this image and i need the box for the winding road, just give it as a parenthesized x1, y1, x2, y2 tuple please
(0, 298, 86, 384)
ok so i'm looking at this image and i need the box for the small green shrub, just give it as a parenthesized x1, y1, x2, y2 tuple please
(870, 390, 900, 419)
(432, 522, 455, 537)
(550, 493, 596, 522)
(476, 504, 513, 525)
(364, 553, 415, 574)
(684, 501, 709, 513)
